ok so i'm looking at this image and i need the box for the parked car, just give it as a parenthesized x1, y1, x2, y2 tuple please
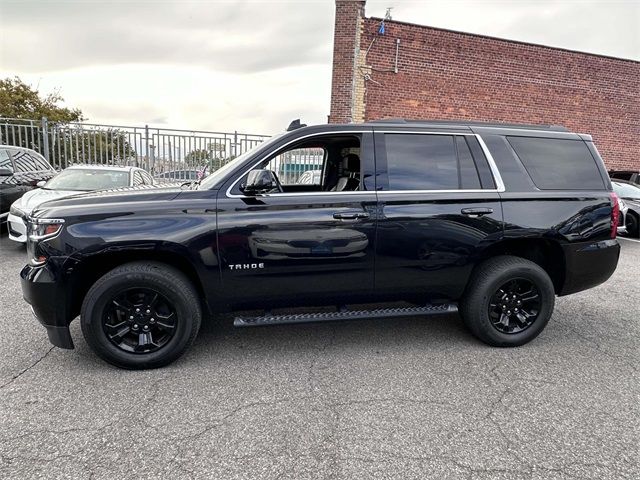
(154, 169, 200, 184)
(612, 180, 640, 237)
(0, 145, 56, 229)
(296, 169, 322, 185)
(609, 170, 640, 185)
(21, 119, 620, 369)
(8, 165, 154, 242)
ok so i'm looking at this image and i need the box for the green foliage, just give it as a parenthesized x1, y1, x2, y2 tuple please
(0, 77, 83, 122)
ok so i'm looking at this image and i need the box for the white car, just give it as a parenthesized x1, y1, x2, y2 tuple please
(8, 165, 154, 243)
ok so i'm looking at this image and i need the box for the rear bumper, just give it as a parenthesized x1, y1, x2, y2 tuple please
(21, 263, 75, 349)
(560, 239, 620, 296)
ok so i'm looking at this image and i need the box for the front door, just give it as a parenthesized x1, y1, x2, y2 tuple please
(216, 131, 378, 309)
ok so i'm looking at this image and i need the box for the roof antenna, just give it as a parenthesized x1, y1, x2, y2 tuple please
(287, 119, 307, 131)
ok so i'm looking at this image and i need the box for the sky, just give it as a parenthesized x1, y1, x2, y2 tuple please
(1, 0, 638, 135)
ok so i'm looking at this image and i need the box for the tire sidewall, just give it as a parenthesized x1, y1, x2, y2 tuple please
(82, 268, 198, 369)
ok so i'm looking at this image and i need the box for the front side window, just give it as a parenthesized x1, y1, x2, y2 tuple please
(233, 134, 362, 195)
(264, 147, 325, 186)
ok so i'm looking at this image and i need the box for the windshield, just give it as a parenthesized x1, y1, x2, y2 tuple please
(198, 134, 283, 190)
(613, 182, 640, 200)
(44, 168, 130, 191)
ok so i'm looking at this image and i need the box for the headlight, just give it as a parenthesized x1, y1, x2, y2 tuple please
(28, 217, 65, 242)
(9, 204, 24, 217)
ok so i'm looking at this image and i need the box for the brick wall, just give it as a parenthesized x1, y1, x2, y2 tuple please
(328, 0, 366, 124)
(329, 1, 640, 170)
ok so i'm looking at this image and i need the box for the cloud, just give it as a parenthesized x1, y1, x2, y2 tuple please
(0, 0, 335, 73)
(0, 0, 637, 135)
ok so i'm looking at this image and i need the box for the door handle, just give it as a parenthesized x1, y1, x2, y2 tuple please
(461, 207, 493, 217)
(333, 211, 370, 220)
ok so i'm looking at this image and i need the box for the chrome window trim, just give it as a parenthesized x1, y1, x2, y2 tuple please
(225, 130, 370, 198)
(224, 129, 505, 199)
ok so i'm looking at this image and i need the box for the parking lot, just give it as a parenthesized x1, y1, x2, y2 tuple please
(0, 233, 638, 480)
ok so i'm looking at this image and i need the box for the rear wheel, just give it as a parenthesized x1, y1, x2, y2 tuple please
(81, 262, 201, 369)
(460, 256, 555, 347)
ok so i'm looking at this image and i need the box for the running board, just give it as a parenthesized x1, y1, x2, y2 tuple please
(234, 304, 457, 327)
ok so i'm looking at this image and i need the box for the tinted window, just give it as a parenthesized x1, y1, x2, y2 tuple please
(610, 172, 633, 181)
(133, 171, 143, 186)
(456, 136, 481, 189)
(385, 134, 458, 190)
(508, 137, 605, 190)
(466, 136, 496, 189)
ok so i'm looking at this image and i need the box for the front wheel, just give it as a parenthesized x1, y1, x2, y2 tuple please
(81, 262, 202, 369)
(460, 256, 555, 347)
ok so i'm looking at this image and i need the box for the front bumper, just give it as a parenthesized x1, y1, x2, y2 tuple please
(560, 239, 621, 296)
(21, 263, 75, 349)
(8, 213, 27, 243)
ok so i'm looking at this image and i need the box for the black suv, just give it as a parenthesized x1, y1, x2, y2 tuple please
(20, 120, 621, 369)
(0, 145, 56, 227)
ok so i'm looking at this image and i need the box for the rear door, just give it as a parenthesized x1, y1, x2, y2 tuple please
(373, 129, 504, 301)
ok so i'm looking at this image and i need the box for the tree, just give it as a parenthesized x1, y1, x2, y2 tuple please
(0, 77, 137, 167)
(184, 143, 232, 172)
(0, 77, 83, 122)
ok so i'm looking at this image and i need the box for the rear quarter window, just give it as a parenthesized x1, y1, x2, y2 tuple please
(507, 136, 605, 190)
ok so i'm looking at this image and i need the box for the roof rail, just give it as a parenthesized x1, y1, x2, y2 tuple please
(366, 118, 569, 132)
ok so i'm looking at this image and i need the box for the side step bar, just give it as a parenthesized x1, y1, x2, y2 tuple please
(234, 304, 457, 327)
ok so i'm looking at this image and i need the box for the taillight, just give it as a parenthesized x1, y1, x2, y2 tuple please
(610, 192, 619, 239)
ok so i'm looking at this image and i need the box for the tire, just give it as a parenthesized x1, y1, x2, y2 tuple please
(81, 262, 202, 369)
(460, 255, 555, 347)
(626, 211, 639, 238)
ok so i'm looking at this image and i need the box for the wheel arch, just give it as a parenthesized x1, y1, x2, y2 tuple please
(66, 245, 213, 320)
(475, 238, 566, 294)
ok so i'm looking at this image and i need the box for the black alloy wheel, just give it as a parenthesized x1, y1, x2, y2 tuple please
(488, 278, 541, 334)
(81, 262, 201, 369)
(460, 255, 555, 347)
(103, 288, 178, 353)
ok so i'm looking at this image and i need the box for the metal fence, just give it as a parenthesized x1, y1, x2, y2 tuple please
(0, 117, 270, 179)
(0, 117, 326, 185)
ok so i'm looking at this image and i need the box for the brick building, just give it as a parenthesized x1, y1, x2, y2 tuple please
(329, 0, 639, 170)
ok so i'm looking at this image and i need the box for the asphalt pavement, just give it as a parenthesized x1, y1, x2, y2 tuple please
(0, 233, 638, 479)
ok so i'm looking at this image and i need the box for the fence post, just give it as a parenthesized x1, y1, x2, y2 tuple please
(144, 124, 150, 171)
(41, 117, 50, 161)
(233, 130, 238, 158)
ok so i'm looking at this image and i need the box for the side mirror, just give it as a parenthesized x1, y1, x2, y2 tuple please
(36, 180, 46, 187)
(241, 169, 278, 195)
(0, 167, 12, 176)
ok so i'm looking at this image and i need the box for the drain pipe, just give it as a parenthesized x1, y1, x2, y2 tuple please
(394, 38, 400, 73)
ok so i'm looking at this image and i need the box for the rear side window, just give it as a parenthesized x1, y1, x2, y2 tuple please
(12, 150, 38, 172)
(133, 171, 143, 186)
(383, 134, 490, 190)
(507, 137, 605, 190)
(384, 134, 458, 190)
